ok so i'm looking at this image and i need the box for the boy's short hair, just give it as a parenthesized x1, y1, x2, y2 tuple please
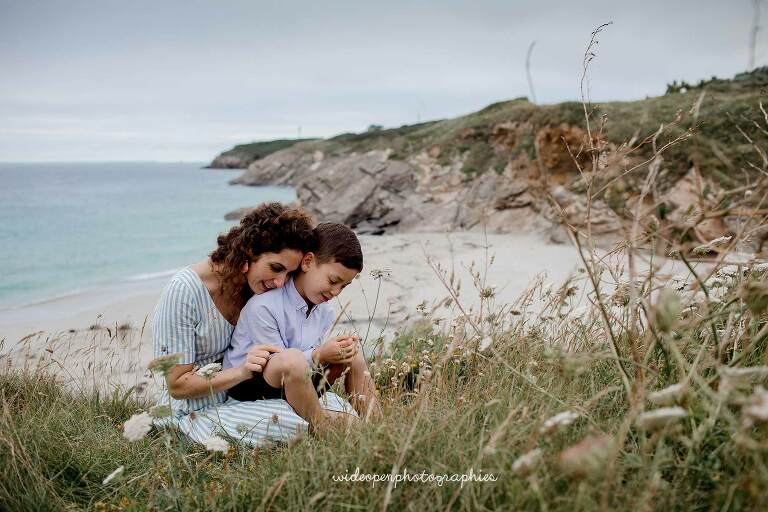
(313, 223, 363, 271)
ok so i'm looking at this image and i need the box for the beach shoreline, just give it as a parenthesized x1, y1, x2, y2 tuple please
(1, 230, 716, 394)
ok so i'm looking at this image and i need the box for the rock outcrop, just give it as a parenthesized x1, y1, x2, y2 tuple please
(230, 139, 574, 236)
(208, 139, 316, 169)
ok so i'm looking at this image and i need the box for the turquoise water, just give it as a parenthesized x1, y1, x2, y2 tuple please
(0, 162, 295, 309)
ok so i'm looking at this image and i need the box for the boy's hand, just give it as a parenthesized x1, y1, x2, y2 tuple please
(315, 335, 359, 365)
(242, 344, 282, 375)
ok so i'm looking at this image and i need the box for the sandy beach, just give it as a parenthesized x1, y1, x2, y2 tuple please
(0, 230, 718, 394)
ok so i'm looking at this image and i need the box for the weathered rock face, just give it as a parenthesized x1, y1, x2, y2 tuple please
(227, 123, 631, 239)
(535, 123, 593, 184)
(230, 146, 552, 235)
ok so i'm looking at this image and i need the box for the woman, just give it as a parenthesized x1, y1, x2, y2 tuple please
(152, 202, 354, 447)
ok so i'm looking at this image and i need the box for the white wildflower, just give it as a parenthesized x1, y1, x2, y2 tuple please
(196, 362, 222, 378)
(102, 465, 124, 485)
(716, 265, 740, 277)
(512, 448, 542, 477)
(123, 412, 153, 442)
(478, 336, 492, 352)
(370, 268, 391, 280)
(203, 435, 230, 453)
(647, 383, 687, 406)
(705, 278, 725, 289)
(743, 386, 768, 428)
(635, 407, 688, 430)
(540, 410, 580, 435)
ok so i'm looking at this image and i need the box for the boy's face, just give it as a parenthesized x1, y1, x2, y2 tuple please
(296, 253, 359, 305)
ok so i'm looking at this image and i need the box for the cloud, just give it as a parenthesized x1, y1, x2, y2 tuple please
(0, 0, 760, 161)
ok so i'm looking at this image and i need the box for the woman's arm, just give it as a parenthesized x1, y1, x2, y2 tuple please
(164, 343, 283, 400)
(165, 363, 250, 400)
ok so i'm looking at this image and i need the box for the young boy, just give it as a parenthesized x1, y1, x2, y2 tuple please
(223, 222, 381, 428)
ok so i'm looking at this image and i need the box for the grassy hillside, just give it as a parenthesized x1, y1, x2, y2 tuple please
(2, 250, 767, 510)
(293, 68, 768, 190)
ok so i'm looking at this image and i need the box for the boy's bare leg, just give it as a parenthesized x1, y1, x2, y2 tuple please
(341, 351, 382, 420)
(262, 349, 325, 426)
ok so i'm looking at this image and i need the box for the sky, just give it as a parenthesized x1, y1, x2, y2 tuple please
(0, 0, 763, 162)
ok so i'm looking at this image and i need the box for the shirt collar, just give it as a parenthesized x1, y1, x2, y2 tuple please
(285, 276, 309, 311)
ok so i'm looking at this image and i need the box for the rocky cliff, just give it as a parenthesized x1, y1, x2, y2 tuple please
(208, 138, 317, 169)
(224, 69, 768, 254)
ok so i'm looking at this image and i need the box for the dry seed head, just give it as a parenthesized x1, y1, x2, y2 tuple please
(102, 466, 125, 485)
(647, 383, 687, 406)
(635, 407, 688, 431)
(540, 410, 580, 435)
(720, 366, 768, 397)
(654, 289, 681, 333)
(512, 449, 543, 477)
(742, 386, 768, 428)
(559, 434, 613, 480)
(147, 352, 183, 376)
(741, 280, 768, 315)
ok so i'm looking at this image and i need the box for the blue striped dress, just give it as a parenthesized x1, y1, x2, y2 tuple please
(152, 267, 355, 447)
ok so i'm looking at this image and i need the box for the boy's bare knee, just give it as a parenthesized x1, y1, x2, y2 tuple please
(277, 348, 309, 378)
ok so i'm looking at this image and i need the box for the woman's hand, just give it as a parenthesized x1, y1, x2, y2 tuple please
(241, 344, 283, 376)
(315, 335, 359, 365)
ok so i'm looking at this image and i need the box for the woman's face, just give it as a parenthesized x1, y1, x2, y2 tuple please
(244, 249, 304, 294)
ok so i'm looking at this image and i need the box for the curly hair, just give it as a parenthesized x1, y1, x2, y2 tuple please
(210, 202, 316, 308)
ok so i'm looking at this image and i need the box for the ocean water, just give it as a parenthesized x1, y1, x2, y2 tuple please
(0, 162, 295, 309)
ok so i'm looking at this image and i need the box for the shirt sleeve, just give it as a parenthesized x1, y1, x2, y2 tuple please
(152, 278, 199, 365)
(226, 300, 286, 369)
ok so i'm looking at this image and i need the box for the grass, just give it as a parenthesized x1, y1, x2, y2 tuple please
(2, 239, 768, 510)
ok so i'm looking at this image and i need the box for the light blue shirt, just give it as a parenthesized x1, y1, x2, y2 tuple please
(223, 276, 335, 371)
